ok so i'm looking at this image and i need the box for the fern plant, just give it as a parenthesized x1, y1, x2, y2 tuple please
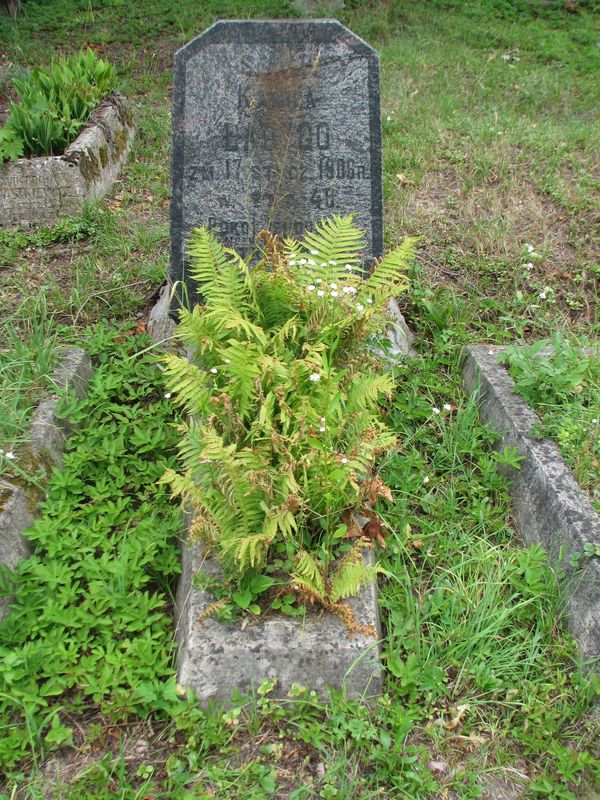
(162, 215, 414, 623)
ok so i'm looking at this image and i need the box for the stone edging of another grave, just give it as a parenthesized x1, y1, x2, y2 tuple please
(462, 344, 600, 665)
(0, 92, 135, 230)
(0, 348, 92, 619)
(147, 286, 417, 703)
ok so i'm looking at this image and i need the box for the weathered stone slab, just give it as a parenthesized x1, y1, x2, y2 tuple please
(176, 537, 383, 705)
(0, 92, 134, 229)
(463, 345, 600, 664)
(0, 348, 92, 620)
(170, 20, 383, 307)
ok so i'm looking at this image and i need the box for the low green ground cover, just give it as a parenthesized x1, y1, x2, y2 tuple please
(0, 0, 598, 797)
(501, 334, 600, 513)
(1, 313, 598, 799)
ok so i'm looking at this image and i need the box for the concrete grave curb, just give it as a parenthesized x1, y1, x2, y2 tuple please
(0, 348, 92, 618)
(175, 538, 383, 705)
(0, 92, 134, 229)
(462, 345, 600, 664)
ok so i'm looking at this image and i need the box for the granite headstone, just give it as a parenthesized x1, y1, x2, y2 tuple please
(170, 19, 383, 307)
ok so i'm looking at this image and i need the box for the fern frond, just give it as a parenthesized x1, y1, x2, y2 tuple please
(161, 354, 211, 415)
(289, 575, 326, 606)
(221, 340, 263, 421)
(330, 543, 380, 602)
(221, 531, 275, 571)
(187, 227, 252, 310)
(300, 215, 364, 284)
(347, 374, 394, 411)
(202, 303, 267, 347)
(292, 550, 325, 596)
(365, 237, 415, 295)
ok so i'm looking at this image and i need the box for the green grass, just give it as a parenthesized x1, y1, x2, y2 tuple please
(1, 320, 598, 798)
(0, 0, 599, 797)
(0, 296, 57, 470)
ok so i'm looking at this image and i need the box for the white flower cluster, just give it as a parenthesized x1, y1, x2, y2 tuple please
(0, 449, 15, 460)
(432, 403, 453, 416)
(289, 251, 371, 312)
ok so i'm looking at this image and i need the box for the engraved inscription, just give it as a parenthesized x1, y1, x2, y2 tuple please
(171, 19, 383, 297)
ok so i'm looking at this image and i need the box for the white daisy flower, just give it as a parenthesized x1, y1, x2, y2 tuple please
(341, 457, 348, 464)
(307, 284, 316, 291)
(329, 260, 337, 265)
(423, 475, 430, 484)
(443, 403, 452, 412)
(345, 264, 353, 272)
(356, 303, 364, 312)
(432, 407, 440, 415)
(164, 392, 172, 399)
(330, 291, 339, 298)
(210, 367, 218, 374)
(317, 290, 325, 297)
(329, 283, 338, 289)
(319, 426, 326, 432)
(309, 373, 321, 383)
(310, 250, 319, 255)
(316, 279, 323, 284)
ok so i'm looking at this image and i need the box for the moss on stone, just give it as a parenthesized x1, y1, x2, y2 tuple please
(112, 127, 129, 160)
(98, 144, 109, 168)
(77, 149, 102, 186)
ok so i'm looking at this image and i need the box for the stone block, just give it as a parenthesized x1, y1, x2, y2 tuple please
(0, 92, 134, 229)
(463, 344, 600, 664)
(170, 20, 383, 308)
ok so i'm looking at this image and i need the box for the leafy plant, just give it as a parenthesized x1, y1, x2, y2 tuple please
(162, 216, 413, 618)
(500, 333, 594, 406)
(0, 49, 116, 162)
(0, 331, 182, 774)
(500, 334, 600, 511)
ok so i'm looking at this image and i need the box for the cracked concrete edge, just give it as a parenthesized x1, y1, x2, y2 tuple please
(0, 92, 134, 229)
(0, 348, 92, 619)
(462, 344, 600, 665)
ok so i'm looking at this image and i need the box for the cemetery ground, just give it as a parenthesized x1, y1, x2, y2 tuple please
(0, 1, 599, 798)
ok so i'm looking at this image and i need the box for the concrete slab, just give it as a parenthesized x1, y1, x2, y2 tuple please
(463, 345, 600, 664)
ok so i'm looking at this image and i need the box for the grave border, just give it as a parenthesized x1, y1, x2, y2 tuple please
(0, 349, 92, 619)
(0, 92, 134, 229)
(462, 344, 600, 664)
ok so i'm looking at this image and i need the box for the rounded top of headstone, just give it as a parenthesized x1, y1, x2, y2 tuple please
(174, 19, 378, 64)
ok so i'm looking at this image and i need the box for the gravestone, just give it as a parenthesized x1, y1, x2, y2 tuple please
(170, 19, 383, 308)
